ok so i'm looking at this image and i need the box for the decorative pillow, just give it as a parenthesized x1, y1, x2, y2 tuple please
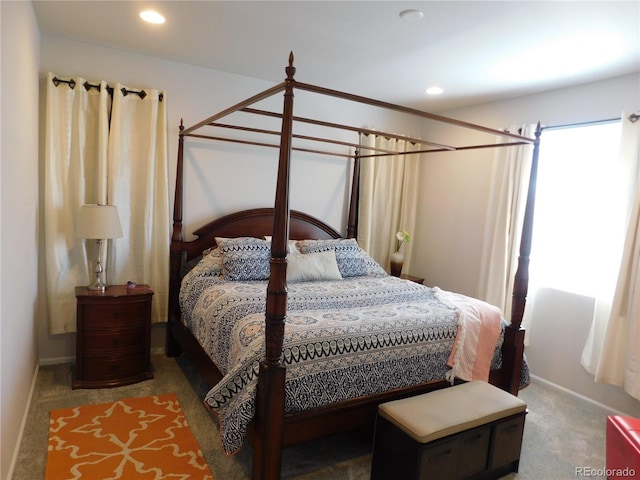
(198, 248, 224, 276)
(181, 247, 223, 278)
(361, 251, 388, 276)
(287, 250, 343, 283)
(296, 238, 370, 277)
(215, 237, 271, 281)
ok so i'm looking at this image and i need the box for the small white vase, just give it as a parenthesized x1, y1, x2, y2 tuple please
(389, 251, 404, 277)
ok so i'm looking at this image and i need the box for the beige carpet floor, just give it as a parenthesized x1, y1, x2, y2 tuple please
(13, 353, 611, 479)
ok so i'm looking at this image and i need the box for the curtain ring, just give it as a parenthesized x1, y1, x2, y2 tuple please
(52, 76, 76, 89)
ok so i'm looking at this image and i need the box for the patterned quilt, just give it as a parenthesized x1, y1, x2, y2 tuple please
(180, 263, 525, 455)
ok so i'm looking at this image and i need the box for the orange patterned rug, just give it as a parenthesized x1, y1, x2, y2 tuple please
(45, 392, 214, 479)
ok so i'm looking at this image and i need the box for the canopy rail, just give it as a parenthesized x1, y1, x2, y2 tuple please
(293, 81, 535, 143)
(201, 122, 365, 156)
(181, 105, 535, 161)
(204, 122, 400, 155)
(241, 107, 456, 150)
(357, 141, 534, 159)
(181, 82, 286, 136)
(185, 124, 532, 161)
(184, 132, 356, 159)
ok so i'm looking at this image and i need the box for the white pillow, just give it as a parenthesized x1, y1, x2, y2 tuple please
(287, 250, 343, 283)
(296, 238, 371, 277)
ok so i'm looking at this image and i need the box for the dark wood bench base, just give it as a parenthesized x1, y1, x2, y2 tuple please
(371, 411, 526, 480)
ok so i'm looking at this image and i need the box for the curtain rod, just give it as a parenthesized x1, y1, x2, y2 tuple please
(542, 112, 638, 131)
(51, 76, 163, 101)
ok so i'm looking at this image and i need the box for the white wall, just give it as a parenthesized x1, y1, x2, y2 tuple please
(37, 36, 423, 363)
(413, 73, 640, 415)
(0, 2, 41, 478)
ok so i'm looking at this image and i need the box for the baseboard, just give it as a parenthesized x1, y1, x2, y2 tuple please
(40, 348, 167, 368)
(39, 355, 74, 366)
(6, 362, 39, 480)
(529, 374, 634, 417)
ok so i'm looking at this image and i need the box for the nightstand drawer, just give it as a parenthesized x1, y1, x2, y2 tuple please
(84, 302, 149, 329)
(84, 330, 146, 350)
(83, 352, 148, 380)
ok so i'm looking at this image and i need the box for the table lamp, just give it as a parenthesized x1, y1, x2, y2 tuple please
(76, 204, 123, 291)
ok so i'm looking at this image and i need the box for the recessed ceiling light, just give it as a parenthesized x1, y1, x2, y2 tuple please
(140, 10, 165, 24)
(399, 9, 424, 21)
(426, 86, 444, 95)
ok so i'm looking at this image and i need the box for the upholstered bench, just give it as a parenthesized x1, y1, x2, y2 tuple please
(371, 381, 527, 480)
(607, 415, 640, 479)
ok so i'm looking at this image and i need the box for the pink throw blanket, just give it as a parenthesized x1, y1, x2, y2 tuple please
(434, 288, 503, 382)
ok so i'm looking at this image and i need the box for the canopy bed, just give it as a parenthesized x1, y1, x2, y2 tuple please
(166, 53, 540, 480)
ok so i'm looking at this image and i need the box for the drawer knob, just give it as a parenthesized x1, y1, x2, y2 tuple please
(112, 338, 120, 346)
(112, 311, 121, 318)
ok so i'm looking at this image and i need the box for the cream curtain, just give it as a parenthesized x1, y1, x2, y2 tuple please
(44, 75, 169, 333)
(477, 125, 536, 322)
(582, 113, 640, 399)
(45, 74, 111, 333)
(107, 84, 169, 324)
(357, 134, 419, 272)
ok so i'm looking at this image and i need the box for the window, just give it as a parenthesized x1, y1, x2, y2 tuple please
(530, 121, 624, 298)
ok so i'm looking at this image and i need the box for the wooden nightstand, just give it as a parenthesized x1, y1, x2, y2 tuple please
(401, 273, 424, 285)
(73, 285, 154, 389)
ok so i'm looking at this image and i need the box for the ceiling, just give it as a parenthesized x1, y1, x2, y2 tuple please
(33, 1, 640, 111)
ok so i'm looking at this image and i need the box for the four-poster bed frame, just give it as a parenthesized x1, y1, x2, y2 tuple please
(166, 53, 541, 480)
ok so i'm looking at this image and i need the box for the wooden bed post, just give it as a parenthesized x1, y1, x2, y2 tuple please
(166, 120, 185, 357)
(253, 53, 296, 480)
(503, 122, 542, 394)
(346, 151, 360, 238)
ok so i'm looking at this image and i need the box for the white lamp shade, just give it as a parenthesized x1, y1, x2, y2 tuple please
(76, 204, 123, 239)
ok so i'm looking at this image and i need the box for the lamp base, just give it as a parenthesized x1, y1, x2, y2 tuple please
(87, 278, 107, 292)
(88, 240, 107, 291)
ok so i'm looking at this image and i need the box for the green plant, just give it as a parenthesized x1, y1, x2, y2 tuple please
(395, 230, 410, 250)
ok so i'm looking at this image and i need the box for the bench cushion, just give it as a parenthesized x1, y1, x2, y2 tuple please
(378, 381, 527, 443)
